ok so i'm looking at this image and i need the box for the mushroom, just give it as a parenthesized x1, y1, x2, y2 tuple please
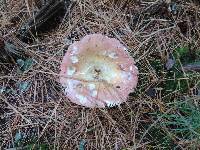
(60, 34, 138, 108)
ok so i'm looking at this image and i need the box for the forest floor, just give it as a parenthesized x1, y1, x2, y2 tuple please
(0, 0, 200, 149)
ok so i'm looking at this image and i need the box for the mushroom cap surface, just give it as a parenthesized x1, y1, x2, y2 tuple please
(60, 34, 138, 108)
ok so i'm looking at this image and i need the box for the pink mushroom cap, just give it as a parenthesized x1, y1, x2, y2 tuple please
(60, 34, 138, 108)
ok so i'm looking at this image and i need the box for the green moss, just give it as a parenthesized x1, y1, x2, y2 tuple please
(14, 133, 51, 150)
(160, 100, 200, 141)
(149, 57, 189, 98)
(146, 126, 176, 149)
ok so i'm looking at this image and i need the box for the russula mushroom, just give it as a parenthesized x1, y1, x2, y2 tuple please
(60, 34, 138, 108)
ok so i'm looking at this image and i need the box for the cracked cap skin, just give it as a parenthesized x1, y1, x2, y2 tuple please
(60, 34, 138, 108)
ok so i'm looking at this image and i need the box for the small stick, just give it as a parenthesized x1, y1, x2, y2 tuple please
(183, 64, 200, 72)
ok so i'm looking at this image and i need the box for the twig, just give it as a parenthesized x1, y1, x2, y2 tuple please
(0, 95, 32, 124)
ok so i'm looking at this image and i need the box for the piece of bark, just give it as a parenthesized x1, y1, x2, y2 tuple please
(17, 0, 75, 43)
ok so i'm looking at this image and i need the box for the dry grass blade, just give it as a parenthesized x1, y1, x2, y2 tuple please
(0, 0, 200, 149)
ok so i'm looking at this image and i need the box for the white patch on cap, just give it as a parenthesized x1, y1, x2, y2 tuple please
(61, 82, 68, 88)
(67, 79, 81, 92)
(88, 83, 96, 90)
(134, 66, 138, 70)
(108, 52, 118, 59)
(102, 51, 107, 55)
(130, 66, 133, 71)
(91, 90, 97, 97)
(67, 66, 76, 76)
(121, 71, 132, 81)
(106, 100, 119, 107)
(76, 94, 88, 104)
(70, 56, 79, 63)
(71, 46, 78, 55)
(123, 47, 128, 52)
